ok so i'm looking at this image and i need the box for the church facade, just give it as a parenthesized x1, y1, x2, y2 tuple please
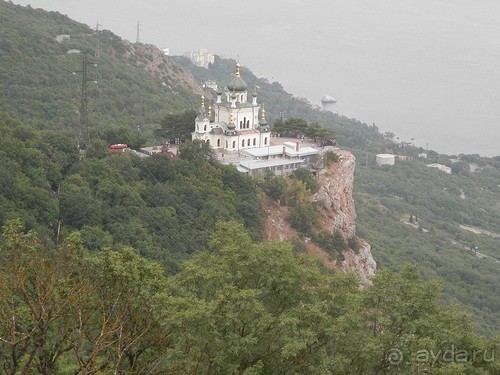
(191, 63, 271, 153)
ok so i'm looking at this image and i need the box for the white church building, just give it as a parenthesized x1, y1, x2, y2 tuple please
(191, 63, 271, 153)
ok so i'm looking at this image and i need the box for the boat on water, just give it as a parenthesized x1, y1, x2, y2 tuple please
(321, 95, 337, 104)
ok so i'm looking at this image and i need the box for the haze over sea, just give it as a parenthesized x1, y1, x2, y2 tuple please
(13, 0, 500, 157)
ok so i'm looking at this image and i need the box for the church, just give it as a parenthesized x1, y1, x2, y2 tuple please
(191, 63, 271, 153)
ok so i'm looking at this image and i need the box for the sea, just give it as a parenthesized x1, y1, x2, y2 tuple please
(12, 0, 500, 157)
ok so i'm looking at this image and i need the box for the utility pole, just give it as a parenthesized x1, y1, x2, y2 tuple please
(136, 20, 141, 43)
(74, 54, 96, 149)
(95, 21, 101, 59)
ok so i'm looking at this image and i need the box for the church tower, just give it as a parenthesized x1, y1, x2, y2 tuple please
(192, 62, 271, 152)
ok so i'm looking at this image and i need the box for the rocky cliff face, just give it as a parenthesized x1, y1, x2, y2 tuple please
(264, 149, 376, 285)
(314, 150, 357, 238)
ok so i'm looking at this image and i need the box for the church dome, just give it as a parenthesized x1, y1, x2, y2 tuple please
(197, 96, 206, 119)
(259, 104, 268, 127)
(227, 63, 247, 92)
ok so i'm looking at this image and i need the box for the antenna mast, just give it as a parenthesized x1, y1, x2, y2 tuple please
(95, 21, 101, 59)
(74, 54, 96, 149)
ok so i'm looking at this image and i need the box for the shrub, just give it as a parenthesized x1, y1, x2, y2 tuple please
(288, 203, 319, 235)
(312, 230, 347, 259)
(348, 236, 361, 253)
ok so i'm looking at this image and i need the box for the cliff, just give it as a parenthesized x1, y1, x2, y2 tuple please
(264, 150, 376, 285)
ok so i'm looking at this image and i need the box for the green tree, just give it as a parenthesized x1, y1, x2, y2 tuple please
(287, 179, 308, 206)
(58, 174, 102, 228)
(288, 202, 319, 235)
(177, 139, 216, 162)
(323, 150, 340, 167)
(0, 220, 170, 374)
(292, 167, 320, 193)
(0, 220, 91, 374)
(313, 230, 348, 259)
(262, 174, 288, 203)
(77, 247, 170, 374)
(328, 265, 489, 374)
(161, 221, 358, 374)
(154, 109, 197, 143)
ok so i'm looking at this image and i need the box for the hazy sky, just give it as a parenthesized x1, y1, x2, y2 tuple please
(11, 0, 500, 156)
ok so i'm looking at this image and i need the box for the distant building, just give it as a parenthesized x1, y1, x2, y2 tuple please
(426, 163, 451, 174)
(55, 34, 70, 43)
(184, 49, 214, 68)
(203, 80, 218, 91)
(160, 143, 177, 160)
(376, 154, 395, 166)
(139, 146, 163, 156)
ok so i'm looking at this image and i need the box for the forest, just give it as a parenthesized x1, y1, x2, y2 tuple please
(0, 1, 499, 373)
(1, 110, 496, 373)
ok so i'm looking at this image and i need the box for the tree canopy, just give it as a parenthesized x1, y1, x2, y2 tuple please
(0, 220, 497, 374)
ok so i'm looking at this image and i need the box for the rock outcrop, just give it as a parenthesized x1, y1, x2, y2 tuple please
(314, 150, 357, 238)
(263, 149, 376, 285)
(341, 241, 377, 286)
(121, 41, 205, 97)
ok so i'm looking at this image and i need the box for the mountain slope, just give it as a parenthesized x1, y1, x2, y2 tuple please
(1, 1, 499, 337)
(0, 1, 202, 140)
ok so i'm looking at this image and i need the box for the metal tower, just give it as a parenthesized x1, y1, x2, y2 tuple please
(74, 54, 96, 149)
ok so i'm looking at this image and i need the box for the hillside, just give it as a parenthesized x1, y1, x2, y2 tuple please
(0, 1, 202, 142)
(0, 3, 499, 373)
(1, 0, 499, 339)
(178, 53, 500, 336)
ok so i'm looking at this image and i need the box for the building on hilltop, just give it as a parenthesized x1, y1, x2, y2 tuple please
(184, 49, 215, 68)
(238, 142, 320, 176)
(192, 63, 271, 154)
(376, 153, 395, 166)
(426, 163, 451, 174)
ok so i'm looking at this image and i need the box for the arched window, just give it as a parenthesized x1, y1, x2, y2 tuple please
(246, 119, 250, 128)
(217, 139, 221, 147)
(253, 138, 256, 146)
(242, 139, 245, 147)
(247, 139, 250, 146)
(206, 139, 210, 145)
(243, 117, 247, 128)
(232, 141, 236, 148)
(225, 140, 228, 148)
(264, 137, 268, 145)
